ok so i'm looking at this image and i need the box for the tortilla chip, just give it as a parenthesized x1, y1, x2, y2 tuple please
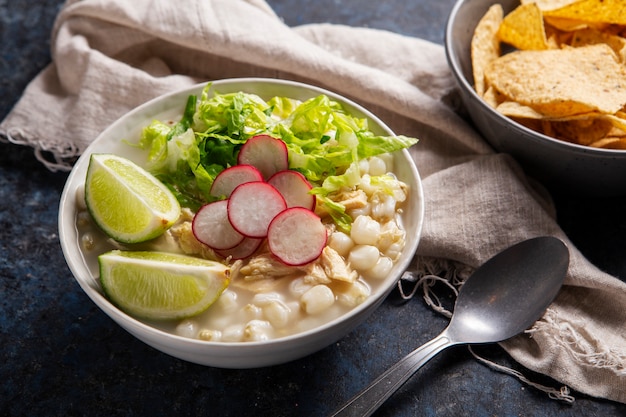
(543, 16, 590, 32)
(544, 0, 626, 25)
(471, 4, 503, 96)
(601, 114, 626, 131)
(482, 85, 506, 108)
(521, 0, 580, 12)
(589, 137, 626, 149)
(510, 116, 545, 133)
(497, 101, 603, 121)
(545, 26, 572, 48)
(569, 28, 626, 62)
(497, 101, 546, 119)
(548, 118, 614, 145)
(484, 44, 626, 117)
(498, 3, 549, 50)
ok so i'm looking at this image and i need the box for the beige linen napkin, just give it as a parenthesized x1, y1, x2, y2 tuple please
(2, 0, 625, 403)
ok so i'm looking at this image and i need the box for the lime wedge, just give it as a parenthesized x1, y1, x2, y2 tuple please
(84, 153, 181, 243)
(99, 250, 230, 320)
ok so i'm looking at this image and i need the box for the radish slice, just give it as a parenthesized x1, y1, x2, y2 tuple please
(237, 135, 289, 180)
(227, 182, 287, 238)
(210, 165, 263, 198)
(215, 237, 264, 260)
(192, 200, 244, 250)
(267, 207, 328, 266)
(267, 170, 316, 210)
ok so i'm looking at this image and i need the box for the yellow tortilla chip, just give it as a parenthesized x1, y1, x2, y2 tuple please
(482, 85, 506, 108)
(485, 44, 626, 117)
(589, 137, 626, 149)
(498, 3, 549, 50)
(545, 27, 570, 48)
(497, 101, 602, 121)
(569, 28, 626, 62)
(471, 4, 503, 96)
(601, 114, 626, 131)
(543, 16, 590, 32)
(544, 0, 626, 25)
(548, 118, 614, 145)
(496, 101, 546, 119)
(510, 116, 544, 133)
(521, 0, 580, 12)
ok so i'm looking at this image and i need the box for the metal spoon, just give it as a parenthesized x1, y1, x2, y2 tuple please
(331, 236, 569, 417)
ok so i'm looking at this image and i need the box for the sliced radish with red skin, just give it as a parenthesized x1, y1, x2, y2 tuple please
(210, 164, 263, 198)
(215, 237, 264, 260)
(267, 207, 328, 266)
(237, 135, 289, 180)
(227, 181, 287, 238)
(192, 200, 244, 250)
(267, 170, 316, 210)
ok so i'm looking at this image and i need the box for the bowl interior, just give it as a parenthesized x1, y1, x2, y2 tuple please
(58, 78, 424, 367)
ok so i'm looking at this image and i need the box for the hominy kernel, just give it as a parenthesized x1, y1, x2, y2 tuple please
(76, 211, 92, 227)
(81, 233, 95, 251)
(348, 204, 371, 219)
(358, 158, 370, 175)
(379, 153, 394, 172)
(289, 277, 313, 297)
(368, 156, 387, 176)
(366, 256, 394, 280)
(359, 174, 376, 195)
(348, 245, 380, 270)
(328, 231, 354, 257)
(216, 290, 239, 312)
(222, 325, 244, 342)
(371, 195, 396, 221)
(252, 292, 283, 307)
(351, 215, 380, 246)
(243, 303, 263, 320)
(175, 320, 198, 338)
(263, 300, 291, 328)
(198, 329, 222, 341)
(243, 320, 272, 341)
(385, 241, 404, 260)
(301, 285, 335, 315)
(336, 280, 371, 307)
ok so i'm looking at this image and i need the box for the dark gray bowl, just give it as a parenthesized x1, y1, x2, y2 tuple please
(445, 0, 626, 196)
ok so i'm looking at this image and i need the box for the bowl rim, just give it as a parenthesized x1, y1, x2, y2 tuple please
(444, 0, 626, 157)
(58, 77, 425, 352)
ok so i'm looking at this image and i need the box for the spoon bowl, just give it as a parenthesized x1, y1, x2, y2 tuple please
(332, 236, 569, 416)
(451, 236, 569, 344)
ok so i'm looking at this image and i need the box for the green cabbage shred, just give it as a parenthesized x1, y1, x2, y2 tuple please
(136, 83, 418, 229)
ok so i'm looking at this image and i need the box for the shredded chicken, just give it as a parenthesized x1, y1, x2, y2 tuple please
(329, 188, 368, 210)
(321, 246, 358, 283)
(378, 220, 406, 253)
(229, 255, 292, 293)
(169, 220, 218, 260)
(303, 262, 332, 285)
(237, 252, 300, 281)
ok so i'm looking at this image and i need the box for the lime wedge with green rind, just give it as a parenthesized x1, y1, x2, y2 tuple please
(85, 153, 181, 244)
(99, 250, 230, 320)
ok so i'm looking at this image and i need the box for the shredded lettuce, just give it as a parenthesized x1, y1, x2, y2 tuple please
(136, 83, 418, 221)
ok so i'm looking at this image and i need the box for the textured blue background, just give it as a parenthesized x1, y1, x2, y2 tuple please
(1, 1, 625, 416)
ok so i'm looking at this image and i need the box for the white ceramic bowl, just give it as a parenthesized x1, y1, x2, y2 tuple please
(445, 0, 626, 196)
(58, 78, 424, 368)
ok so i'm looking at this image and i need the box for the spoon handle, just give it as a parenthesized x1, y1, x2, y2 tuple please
(329, 333, 452, 417)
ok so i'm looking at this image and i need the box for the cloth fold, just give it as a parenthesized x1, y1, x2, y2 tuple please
(2, 0, 625, 403)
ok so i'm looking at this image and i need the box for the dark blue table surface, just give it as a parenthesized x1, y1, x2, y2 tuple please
(2, 1, 625, 416)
